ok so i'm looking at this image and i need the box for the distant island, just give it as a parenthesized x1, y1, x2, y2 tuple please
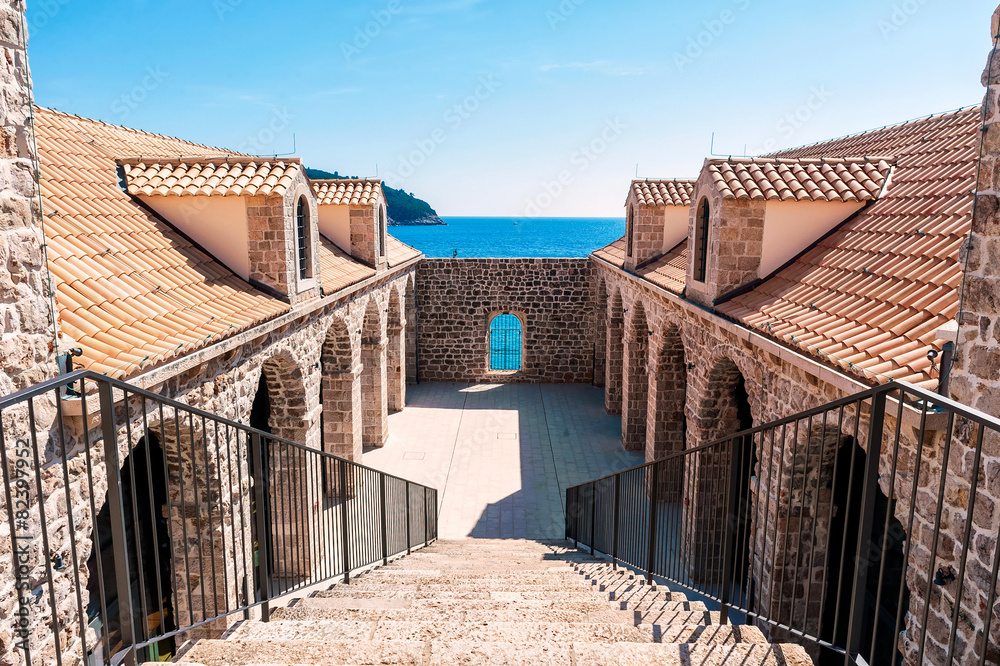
(305, 168, 446, 226)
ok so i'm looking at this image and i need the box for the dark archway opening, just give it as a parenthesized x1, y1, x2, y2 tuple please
(86, 432, 175, 662)
(729, 375, 757, 608)
(248, 373, 274, 601)
(818, 438, 909, 666)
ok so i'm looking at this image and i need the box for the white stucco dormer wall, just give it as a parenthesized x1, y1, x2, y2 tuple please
(317, 204, 352, 253)
(662, 206, 692, 253)
(139, 195, 250, 280)
(760, 200, 865, 276)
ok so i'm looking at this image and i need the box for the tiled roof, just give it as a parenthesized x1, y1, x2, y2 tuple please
(718, 107, 980, 389)
(706, 156, 894, 202)
(312, 179, 383, 206)
(637, 242, 687, 295)
(592, 236, 626, 269)
(631, 180, 695, 207)
(121, 157, 302, 198)
(37, 108, 290, 378)
(385, 236, 421, 268)
(318, 236, 375, 294)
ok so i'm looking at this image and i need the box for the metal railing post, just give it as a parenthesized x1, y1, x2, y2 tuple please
(845, 390, 888, 663)
(250, 432, 271, 621)
(646, 462, 659, 583)
(612, 473, 621, 569)
(97, 380, 137, 665)
(380, 474, 388, 566)
(405, 480, 412, 555)
(339, 460, 351, 582)
(423, 486, 429, 546)
(589, 483, 596, 556)
(720, 435, 743, 625)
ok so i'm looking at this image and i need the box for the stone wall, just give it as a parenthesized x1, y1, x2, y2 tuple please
(416, 258, 596, 384)
(0, 0, 54, 392)
(0, 1, 63, 663)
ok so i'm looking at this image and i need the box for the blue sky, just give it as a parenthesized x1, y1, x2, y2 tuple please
(27, 0, 996, 217)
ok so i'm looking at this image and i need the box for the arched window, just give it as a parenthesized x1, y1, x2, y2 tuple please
(693, 198, 710, 282)
(489, 313, 522, 371)
(296, 196, 312, 279)
(378, 205, 388, 258)
(625, 205, 635, 258)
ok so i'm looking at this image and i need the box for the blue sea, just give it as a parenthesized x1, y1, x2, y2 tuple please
(391, 216, 626, 258)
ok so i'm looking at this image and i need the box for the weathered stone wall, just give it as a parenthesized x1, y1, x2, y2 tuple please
(416, 258, 596, 384)
(939, 6, 1000, 663)
(0, 0, 54, 393)
(0, 1, 65, 663)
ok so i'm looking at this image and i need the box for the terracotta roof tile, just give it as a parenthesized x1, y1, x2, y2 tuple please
(121, 156, 302, 198)
(706, 155, 894, 202)
(318, 236, 375, 294)
(637, 241, 687, 295)
(36, 108, 290, 379)
(312, 179, 384, 206)
(592, 236, 627, 269)
(630, 180, 695, 207)
(718, 107, 980, 389)
(385, 235, 421, 268)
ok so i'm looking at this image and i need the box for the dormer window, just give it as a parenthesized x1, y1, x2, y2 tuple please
(626, 205, 635, 258)
(378, 204, 388, 259)
(694, 198, 710, 283)
(296, 196, 312, 279)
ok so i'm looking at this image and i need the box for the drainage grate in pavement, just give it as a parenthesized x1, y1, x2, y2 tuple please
(402, 451, 426, 460)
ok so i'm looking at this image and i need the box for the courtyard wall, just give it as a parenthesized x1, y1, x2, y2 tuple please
(416, 258, 597, 384)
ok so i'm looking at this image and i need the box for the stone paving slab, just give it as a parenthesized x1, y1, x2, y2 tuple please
(364, 383, 641, 540)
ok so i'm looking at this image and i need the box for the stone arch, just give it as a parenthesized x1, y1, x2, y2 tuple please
(361, 298, 388, 448)
(321, 316, 360, 462)
(259, 351, 309, 446)
(594, 278, 607, 388)
(649, 323, 687, 461)
(254, 351, 316, 582)
(405, 275, 418, 385)
(685, 356, 756, 588)
(605, 289, 624, 415)
(387, 286, 406, 413)
(622, 300, 649, 452)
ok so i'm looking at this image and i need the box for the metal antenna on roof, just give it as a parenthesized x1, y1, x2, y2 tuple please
(271, 133, 297, 158)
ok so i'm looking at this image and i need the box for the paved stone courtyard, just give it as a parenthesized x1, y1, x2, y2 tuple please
(362, 383, 642, 540)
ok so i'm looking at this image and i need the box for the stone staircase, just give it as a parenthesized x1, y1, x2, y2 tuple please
(168, 539, 812, 665)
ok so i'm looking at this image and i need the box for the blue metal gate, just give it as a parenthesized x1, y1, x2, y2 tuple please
(489, 314, 522, 370)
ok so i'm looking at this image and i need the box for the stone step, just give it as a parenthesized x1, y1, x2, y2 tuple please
(171, 638, 425, 665)
(314, 585, 690, 603)
(295, 595, 704, 615)
(168, 639, 811, 666)
(229, 619, 655, 644)
(354, 571, 621, 587)
(270, 604, 634, 625)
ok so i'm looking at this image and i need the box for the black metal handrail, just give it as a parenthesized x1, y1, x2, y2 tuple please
(566, 380, 1000, 666)
(0, 370, 438, 666)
